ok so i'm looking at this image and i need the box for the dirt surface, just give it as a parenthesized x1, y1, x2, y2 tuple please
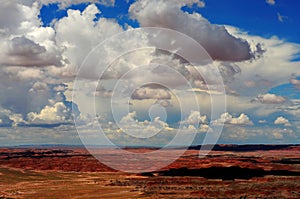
(0, 145, 299, 198)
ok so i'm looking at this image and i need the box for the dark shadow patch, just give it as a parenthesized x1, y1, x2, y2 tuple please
(143, 166, 300, 181)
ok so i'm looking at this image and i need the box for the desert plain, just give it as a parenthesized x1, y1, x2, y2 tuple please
(0, 145, 299, 198)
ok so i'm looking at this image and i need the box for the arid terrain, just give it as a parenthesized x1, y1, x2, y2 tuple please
(0, 145, 299, 198)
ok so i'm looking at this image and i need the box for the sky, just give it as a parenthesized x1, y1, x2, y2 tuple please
(0, 0, 299, 146)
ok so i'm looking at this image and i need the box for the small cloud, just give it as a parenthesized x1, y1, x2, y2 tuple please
(266, 0, 275, 5)
(29, 82, 48, 92)
(213, 112, 253, 126)
(119, 111, 172, 138)
(185, 0, 206, 8)
(131, 87, 171, 100)
(181, 111, 207, 125)
(274, 116, 291, 126)
(252, 93, 286, 104)
(195, 0, 206, 8)
(259, 120, 267, 124)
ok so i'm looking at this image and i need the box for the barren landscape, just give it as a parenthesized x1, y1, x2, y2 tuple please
(0, 145, 299, 198)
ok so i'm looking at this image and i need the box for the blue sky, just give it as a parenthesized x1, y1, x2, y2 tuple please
(189, 0, 300, 43)
(40, 0, 139, 28)
(0, 0, 299, 146)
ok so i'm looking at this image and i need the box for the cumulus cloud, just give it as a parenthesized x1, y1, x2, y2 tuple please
(266, 0, 275, 5)
(0, 2, 63, 68)
(129, 0, 254, 62)
(108, 110, 209, 139)
(213, 112, 253, 126)
(51, 2, 239, 90)
(181, 123, 211, 134)
(119, 111, 172, 138)
(274, 116, 291, 126)
(225, 26, 300, 96)
(181, 111, 207, 125)
(0, 65, 75, 127)
(252, 93, 286, 104)
(27, 102, 72, 124)
(52, 4, 123, 77)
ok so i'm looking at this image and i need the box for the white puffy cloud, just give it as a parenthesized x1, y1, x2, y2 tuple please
(253, 93, 286, 104)
(266, 0, 275, 5)
(181, 110, 207, 125)
(119, 111, 172, 138)
(213, 112, 253, 126)
(226, 26, 300, 96)
(52, 4, 124, 77)
(129, 0, 254, 62)
(27, 102, 72, 124)
(274, 116, 291, 126)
